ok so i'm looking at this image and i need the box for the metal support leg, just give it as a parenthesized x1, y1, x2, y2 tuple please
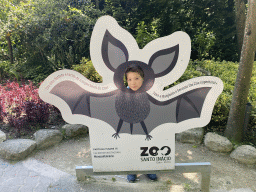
(201, 169, 211, 192)
(76, 162, 211, 192)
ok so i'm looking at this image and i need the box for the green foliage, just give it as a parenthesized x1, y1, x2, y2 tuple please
(148, 0, 238, 61)
(0, 0, 102, 83)
(199, 60, 238, 133)
(15, 54, 55, 84)
(164, 61, 202, 90)
(193, 60, 256, 146)
(184, 183, 191, 191)
(0, 0, 35, 67)
(0, 0, 244, 86)
(111, 177, 116, 182)
(0, 60, 12, 80)
(45, 3, 102, 68)
(193, 27, 215, 60)
(103, 0, 238, 61)
(135, 20, 159, 49)
(0, 60, 25, 82)
(103, 0, 140, 33)
(72, 58, 102, 83)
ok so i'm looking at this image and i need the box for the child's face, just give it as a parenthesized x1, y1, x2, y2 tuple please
(126, 72, 144, 91)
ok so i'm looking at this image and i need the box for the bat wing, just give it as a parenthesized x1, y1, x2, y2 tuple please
(49, 80, 121, 130)
(145, 87, 212, 134)
(50, 80, 91, 116)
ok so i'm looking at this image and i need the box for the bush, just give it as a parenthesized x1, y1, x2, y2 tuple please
(23, 100, 50, 123)
(72, 58, 102, 83)
(0, 60, 16, 81)
(196, 60, 238, 133)
(15, 55, 55, 85)
(193, 28, 215, 60)
(0, 80, 52, 136)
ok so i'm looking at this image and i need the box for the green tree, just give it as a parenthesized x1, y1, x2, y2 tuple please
(193, 27, 216, 60)
(1, 0, 102, 83)
(103, 0, 140, 33)
(135, 20, 159, 49)
(0, 0, 35, 64)
(103, 0, 238, 61)
(157, 0, 237, 61)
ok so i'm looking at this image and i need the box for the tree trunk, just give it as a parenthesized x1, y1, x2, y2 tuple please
(6, 33, 14, 64)
(235, 0, 246, 58)
(225, 0, 256, 142)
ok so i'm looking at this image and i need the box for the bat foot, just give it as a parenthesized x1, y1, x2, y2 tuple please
(145, 135, 153, 141)
(112, 133, 120, 139)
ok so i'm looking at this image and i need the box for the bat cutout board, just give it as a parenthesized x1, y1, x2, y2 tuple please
(39, 15, 223, 172)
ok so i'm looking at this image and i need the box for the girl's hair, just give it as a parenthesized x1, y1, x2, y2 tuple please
(124, 64, 144, 80)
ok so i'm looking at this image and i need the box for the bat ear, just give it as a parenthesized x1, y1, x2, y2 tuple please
(102, 30, 129, 72)
(148, 44, 179, 78)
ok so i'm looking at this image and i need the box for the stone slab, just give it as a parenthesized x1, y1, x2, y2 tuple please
(0, 130, 6, 143)
(0, 139, 36, 160)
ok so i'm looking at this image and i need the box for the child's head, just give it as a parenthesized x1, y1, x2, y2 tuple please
(125, 65, 144, 91)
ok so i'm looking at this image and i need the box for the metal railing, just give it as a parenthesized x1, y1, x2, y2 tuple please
(76, 162, 211, 192)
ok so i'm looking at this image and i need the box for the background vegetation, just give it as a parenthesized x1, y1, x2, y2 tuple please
(0, 0, 255, 145)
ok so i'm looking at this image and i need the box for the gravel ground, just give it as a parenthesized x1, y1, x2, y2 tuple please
(29, 136, 256, 192)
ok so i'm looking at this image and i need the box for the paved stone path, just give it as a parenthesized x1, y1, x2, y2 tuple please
(0, 157, 254, 192)
(0, 158, 69, 192)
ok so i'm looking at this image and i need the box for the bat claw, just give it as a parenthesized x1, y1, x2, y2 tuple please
(145, 135, 152, 141)
(112, 133, 120, 139)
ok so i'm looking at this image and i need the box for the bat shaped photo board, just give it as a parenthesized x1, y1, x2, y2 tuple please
(39, 16, 223, 172)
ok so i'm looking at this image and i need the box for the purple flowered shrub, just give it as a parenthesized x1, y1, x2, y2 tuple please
(0, 80, 53, 136)
(24, 99, 50, 123)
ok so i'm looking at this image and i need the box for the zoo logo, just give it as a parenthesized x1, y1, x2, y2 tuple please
(140, 146, 171, 156)
(140, 146, 172, 162)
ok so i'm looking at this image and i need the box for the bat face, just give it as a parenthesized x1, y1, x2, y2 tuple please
(114, 61, 155, 93)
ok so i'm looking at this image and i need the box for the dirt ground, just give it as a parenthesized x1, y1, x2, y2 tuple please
(29, 136, 256, 192)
